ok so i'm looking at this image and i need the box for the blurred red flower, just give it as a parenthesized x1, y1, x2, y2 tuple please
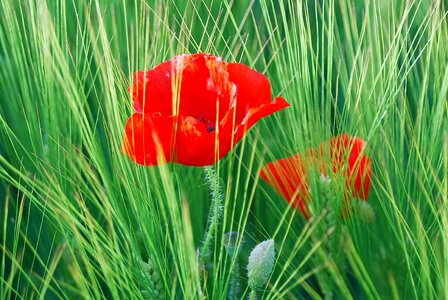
(123, 53, 289, 166)
(260, 134, 372, 218)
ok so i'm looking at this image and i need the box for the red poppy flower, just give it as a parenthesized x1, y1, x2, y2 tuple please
(260, 134, 372, 218)
(123, 53, 290, 166)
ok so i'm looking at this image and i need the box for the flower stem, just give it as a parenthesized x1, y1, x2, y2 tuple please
(249, 290, 257, 300)
(200, 165, 223, 264)
(228, 260, 239, 299)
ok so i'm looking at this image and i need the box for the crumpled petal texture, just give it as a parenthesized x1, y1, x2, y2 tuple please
(260, 134, 372, 218)
(123, 53, 290, 166)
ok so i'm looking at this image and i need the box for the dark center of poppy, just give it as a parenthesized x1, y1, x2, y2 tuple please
(194, 116, 216, 133)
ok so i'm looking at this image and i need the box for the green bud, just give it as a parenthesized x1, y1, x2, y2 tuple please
(247, 239, 276, 291)
(155, 280, 163, 291)
(152, 271, 161, 283)
(141, 290, 151, 299)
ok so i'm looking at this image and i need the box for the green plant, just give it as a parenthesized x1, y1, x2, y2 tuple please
(0, 0, 447, 299)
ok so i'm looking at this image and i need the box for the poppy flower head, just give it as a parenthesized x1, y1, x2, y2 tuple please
(260, 134, 372, 218)
(123, 53, 290, 166)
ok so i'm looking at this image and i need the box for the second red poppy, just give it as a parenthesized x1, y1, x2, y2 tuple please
(260, 134, 372, 218)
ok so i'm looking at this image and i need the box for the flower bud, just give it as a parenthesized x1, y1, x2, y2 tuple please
(247, 239, 276, 290)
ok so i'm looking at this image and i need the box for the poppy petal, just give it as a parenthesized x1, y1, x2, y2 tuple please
(130, 63, 173, 116)
(228, 63, 274, 124)
(123, 113, 174, 165)
(346, 137, 372, 200)
(178, 54, 235, 122)
(260, 154, 310, 217)
(234, 97, 290, 142)
(324, 134, 372, 199)
(130, 54, 206, 116)
(173, 116, 218, 166)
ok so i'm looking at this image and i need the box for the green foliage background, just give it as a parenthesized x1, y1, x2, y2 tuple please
(0, 0, 447, 299)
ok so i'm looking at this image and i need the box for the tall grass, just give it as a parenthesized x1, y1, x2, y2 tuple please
(0, 0, 447, 298)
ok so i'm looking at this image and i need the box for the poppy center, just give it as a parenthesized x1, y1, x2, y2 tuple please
(195, 116, 216, 133)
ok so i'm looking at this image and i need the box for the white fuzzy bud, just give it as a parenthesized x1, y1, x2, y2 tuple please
(247, 239, 276, 291)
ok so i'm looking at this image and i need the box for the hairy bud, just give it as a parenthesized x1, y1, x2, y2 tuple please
(247, 239, 276, 290)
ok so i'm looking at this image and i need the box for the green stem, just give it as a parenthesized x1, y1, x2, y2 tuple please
(228, 260, 239, 299)
(249, 290, 257, 300)
(199, 165, 223, 264)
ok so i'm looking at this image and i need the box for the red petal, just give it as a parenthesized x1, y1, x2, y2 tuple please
(228, 63, 274, 124)
(123, 113, 174, 165)
(172, 116, 218, 166)
(326, 134, 372, 199)
(130, 54, 208, 116)
(329, 134, 350, 173)
(130, 63, 173, 115)
(346, 137, 372, 200)
(260, 155, 310, 218)
(123, 113, 221, 166)
(232, 97, 290, 143)
(178, 55, 235, 122)
(173, 115, 251, 166)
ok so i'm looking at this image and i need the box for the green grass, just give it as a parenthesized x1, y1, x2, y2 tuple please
(0, 0, 447, 299)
